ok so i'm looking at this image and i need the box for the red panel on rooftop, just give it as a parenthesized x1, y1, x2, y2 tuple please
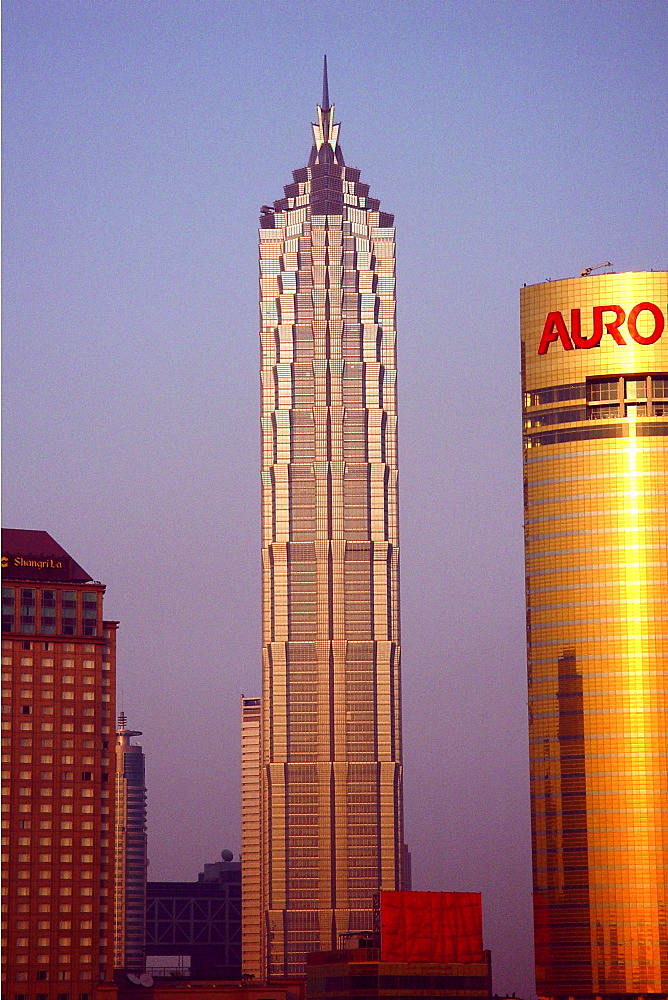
(380, 890, 483, 963)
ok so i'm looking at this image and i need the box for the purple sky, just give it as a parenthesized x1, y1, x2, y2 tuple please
(3, 1, 667, 994)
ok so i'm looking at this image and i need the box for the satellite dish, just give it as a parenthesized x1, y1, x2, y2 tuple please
(221, 848, 234, 862)
(127, 974, 141, 985)
(139, 974, 154, 987)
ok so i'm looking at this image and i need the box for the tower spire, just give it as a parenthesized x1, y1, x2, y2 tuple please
(310, 56, 343, 165)
(322, 54, 330, 111)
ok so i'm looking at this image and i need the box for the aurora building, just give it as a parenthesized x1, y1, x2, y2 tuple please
(521, 272, 668, 996)
(243, 63, 405, 978)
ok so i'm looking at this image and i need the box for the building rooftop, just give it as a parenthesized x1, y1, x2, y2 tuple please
(2, 527, 94, 583)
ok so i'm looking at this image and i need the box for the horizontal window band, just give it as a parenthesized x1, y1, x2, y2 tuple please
(524, 421, 668, 447)
(525, 448, 662, 468)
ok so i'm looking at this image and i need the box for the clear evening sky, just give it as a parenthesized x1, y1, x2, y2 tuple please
(3, 1, 667, 993)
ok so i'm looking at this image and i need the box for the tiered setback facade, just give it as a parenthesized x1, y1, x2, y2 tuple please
(247, 91, 405, 978)
(1, 529, 117, 1000)
(521, 273, 668, 996)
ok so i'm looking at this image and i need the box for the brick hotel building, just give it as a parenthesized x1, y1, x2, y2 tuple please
(2, 529, 117, 1000)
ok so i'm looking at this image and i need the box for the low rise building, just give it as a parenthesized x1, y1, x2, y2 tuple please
(146, 856, 241, 980)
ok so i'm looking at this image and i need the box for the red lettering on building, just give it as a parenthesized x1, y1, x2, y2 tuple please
(571, 309, 600, 349)
(593, 305, 626, 345)
(537, 312, 574, 355)
(537, 302, 665, 354)
(627, 301, 664, 345)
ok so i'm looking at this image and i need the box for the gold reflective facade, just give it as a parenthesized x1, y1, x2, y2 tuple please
(248, 81, 404, 979)
(521, 273, 668, 997)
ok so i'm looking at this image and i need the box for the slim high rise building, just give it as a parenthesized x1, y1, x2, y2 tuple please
(1, 528, 117, 1000)
(245, 61, 405, 978)
(113, 713, 147, 974)
(240, 696, 262, 975)
(521, 272, 668, 996)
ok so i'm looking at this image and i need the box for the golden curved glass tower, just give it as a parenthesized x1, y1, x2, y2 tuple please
(247, 61, 405, 978)
(521, 271, 668, 996)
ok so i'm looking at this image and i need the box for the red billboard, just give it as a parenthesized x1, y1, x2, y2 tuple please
(380, 890, 483, 963)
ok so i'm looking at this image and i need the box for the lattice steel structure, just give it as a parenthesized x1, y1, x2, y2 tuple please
(146, 864, 242, 979)
(521, 272, 668, 996)
(246, 61, 405, 978)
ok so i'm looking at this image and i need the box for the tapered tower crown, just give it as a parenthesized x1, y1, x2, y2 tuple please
(309, 55, 344, 166)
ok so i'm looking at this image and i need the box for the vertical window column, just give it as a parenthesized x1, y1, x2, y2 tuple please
(2, 587, 15, 633)
(61, 593, 77, 636)
(40, 591, 57, 635)
(81, 594, 98, 638)
(19, 590, 36, 634)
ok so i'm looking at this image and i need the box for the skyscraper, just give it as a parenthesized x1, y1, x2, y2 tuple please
(1, 528, 117, 1000)
(520, 272, 668, 996)
(244, 61, 405, 978)
(113, 713, 147, 974)
(240, 696, 262, 975)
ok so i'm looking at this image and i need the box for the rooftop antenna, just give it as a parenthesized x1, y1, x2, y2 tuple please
(117, 711, 142, 739)
(322, 54, 330, 110)
(580, 260, 612, 277)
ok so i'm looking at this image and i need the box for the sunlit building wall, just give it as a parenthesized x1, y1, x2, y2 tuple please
(248, 64, 405, 978)
(521, 272, 668, 996)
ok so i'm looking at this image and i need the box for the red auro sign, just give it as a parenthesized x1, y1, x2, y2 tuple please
(537, 302, 665, 354)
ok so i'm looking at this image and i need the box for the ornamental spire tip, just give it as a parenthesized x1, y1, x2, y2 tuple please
(322, 55, 330, 111)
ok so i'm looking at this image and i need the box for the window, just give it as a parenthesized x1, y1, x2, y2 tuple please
(81, 595, 97, 636)
(589, 404, 618, 419)
(626, 402, 648, 417)
(61, 594, 76, 636)
(40, 591, 57, 635)
(653, 377, 668, 399)
(19, 590, 36, 634)
(625, 377, 647, 399)
(2, 588, 15, 633)
(589, 379, 618, 401)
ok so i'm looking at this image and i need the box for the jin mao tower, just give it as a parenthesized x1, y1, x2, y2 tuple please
(244, 61, 405, 978)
